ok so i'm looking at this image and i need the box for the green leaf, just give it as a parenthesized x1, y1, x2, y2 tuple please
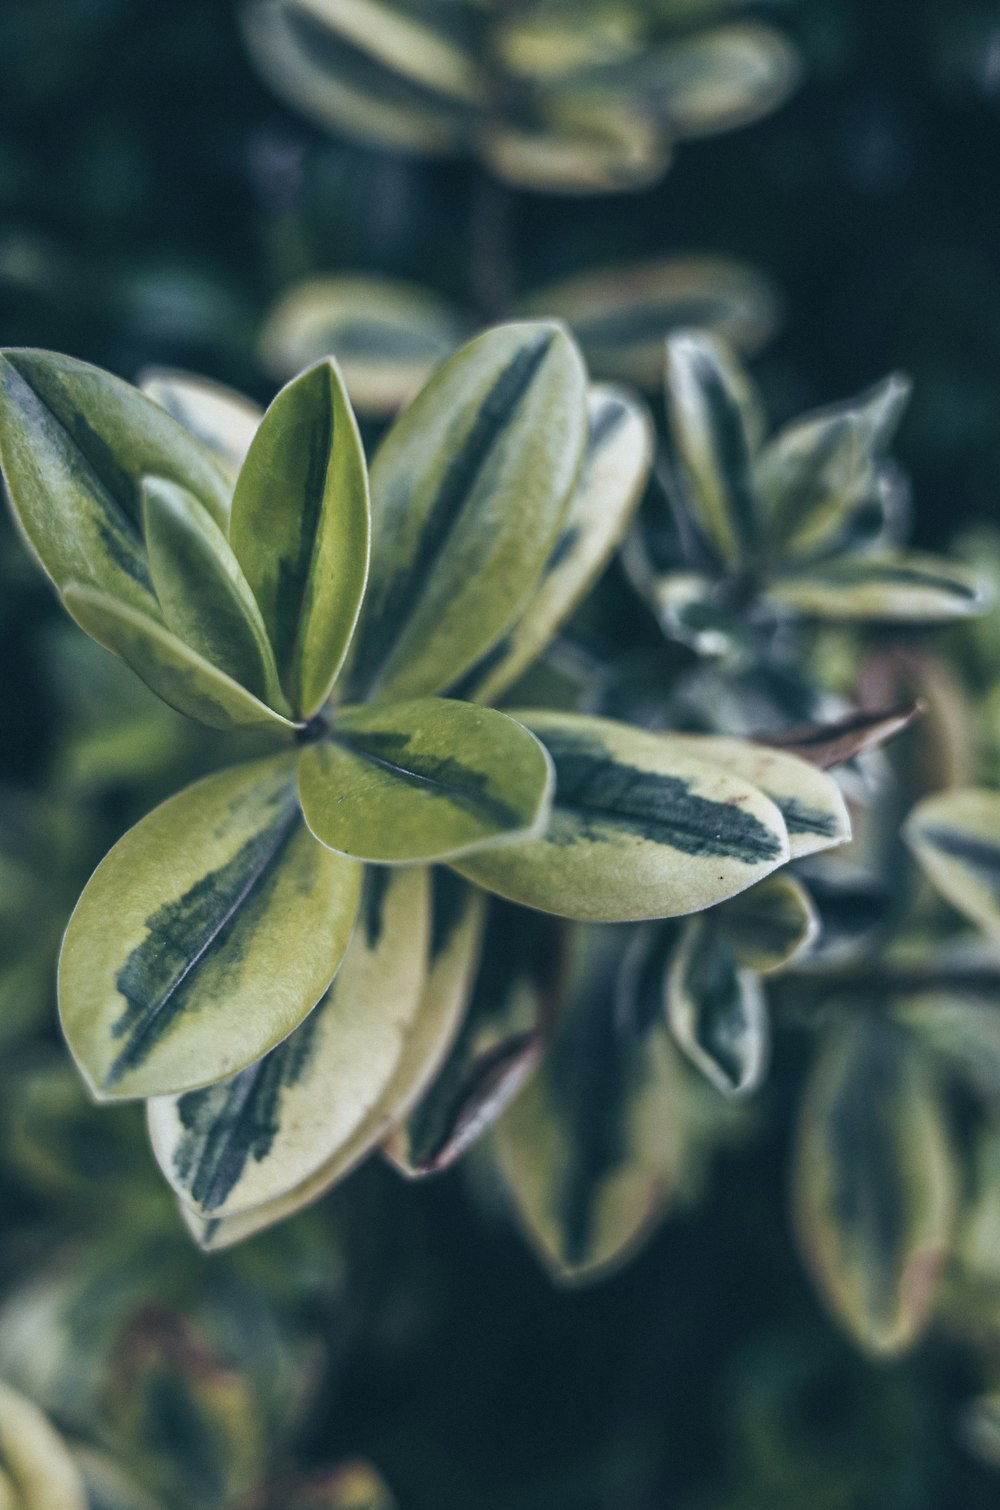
(0, 348, 231, 613)
(139, 367, 262, 483)
(494, 925, 680, 1284)
(148, 866, 429, 1219)
(793, 1015, 956, 1356)
(345, 322, 587, 702)
(186, 873, 486, 1250)
(904, 787, 1000, 936)
(462, 385, 654, 702)
(755, 374, 910, 560)
(279, 0, 483, 103)
(662, 732, 851, 860)
(714, 871, 819, 972)
(141, 476, 284, 706)
(893, 984, 1000, 1103)
(384, 901, 558, 1177)
(259, 274, 469, 414)
(61, 585, 296, 733)
(230, 358, 370, 717)
(59, 754, 362, 1100)
(665, 329, 764, 564)
(766, 552, 989, 622)
(482, 106, 669, 195)
(278, 1462, 397, 1510)
(517, 256, 778, 388)
(667, 916, 767, 1097)
(298, 698, 554, 863)
(0, 1380, 87, 1510)
(456, 711, 790, 923)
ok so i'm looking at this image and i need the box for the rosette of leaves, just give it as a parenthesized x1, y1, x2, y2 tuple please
(629, 332, 988, 677)
(240, 0, 800, 194)
(0, 323, 823, 1245)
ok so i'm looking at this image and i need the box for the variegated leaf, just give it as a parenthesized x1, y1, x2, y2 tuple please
(288, 0, 482, 102)
(139, 368, 262, 483)
(462, 385, 654, 702)
(384, 902, 560, 1177)
(188, 872, 485, 1249)
(662, 732, 851, 860)
(494, 925, 680, 1284)
(344, 322, 587, 702)
(141, 476, 284, 707)
(61, 585, 296, 733)
(517, 257, 777, 389)
(456, 711, 790, 922)
(0, 1381, 86, 1510)
(258, 275, 469, 412)
(299, 698, 554, 863)
(904, 787, 1000, 936)
(714, 871, 819, 972)
(59, 754, 362, 1100)
(894, 985, 1000, 1103)
(755, 374, 910, 560)
(230, 358, 370, 718)
(482, 105, 669, 196)
(762, 701, 922, 770)
(667, 916, 768, 1096)
(767, 552, 988, 622)
(0, 348, 230, 614)
(665, 330, 764, 565)
(793, 1015, 956, 1356)
(148, 867, 429, 1218)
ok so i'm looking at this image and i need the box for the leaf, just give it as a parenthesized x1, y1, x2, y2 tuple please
(259, 275, 469, 413)
(461, 385, 654, 702)
(284, 0, 483, 103)
(141, 476, 284, 705)
(714, 871, 819, 972)
(493, 925, 680, 1284)
(278, 1461, 397, 1510)
(230, 358, 370, 717)
(761, 701, 923, 770)
(384, 901, 560, 1177)
(755, 374, 911, 560)
(665, 330, 764, 565)
(59, 754, 362, 1100)
(456, 711, 790, 923)
(894, 986, 1000, 1103)
(344, 322, 587, 702)
(0, 1380, 87, 1510)
(298, 698, 554, 863)
(61, 585, 296, 733)
(666, 916, 768, 1097)
(793, 1015, 956, 1356)
(0, 348, 231, 614)
(662, 732, 851, 860)
(139, 368, 262, 483)
(148, 867, 429, 1219)
(517, 256, 778, 389)
(187, 872, 485, 1250)
(766, 552, 989, 622)
(482, 106, 669, 195)
(904, 787, 1000, 936)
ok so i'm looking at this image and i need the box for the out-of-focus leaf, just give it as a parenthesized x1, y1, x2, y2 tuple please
(284, 0, 483, 100)
(73, 1448, 161, 1510)
(483, 104, 669, 195)
(59, 754, 362, 1100)
(894, 985, 1000, 1103)
(904, 787, 1000, 936)
(494, 925, 680, 1283)
(61, 585, 296, 733)
(230, 359, 370, 718)
(667, 915, 767, 1096)
(141, 476, 284, 706)
(767, 553, 988, 622)
(299, 699, 554, 862)
(662, 732, 851, 860)
(793, 1015, 956, 1356)
(139, 368, 262, 483)
(762, 701, 923, 770)
(6, 1059, 151, 1202)
(714, 871, 819, 972)
(0, 349, 230, 613)
(259, 277, 469, 413)
(345, 322, 587, 702)
(792, 857, 891, 966)
(457, 711, 790, 921)
(275, 1460, 397, 1509)
(463, 384, 653, 702)
(0, 1380, 86, 1510)
(148, 867, 428, 1218)
(518, 257, 778, 388)
(666, 330, 764, 565)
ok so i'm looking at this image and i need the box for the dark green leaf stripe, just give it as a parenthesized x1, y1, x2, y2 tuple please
(905, 789, 1000, 936)
(329, 729, 524, 828)
(778, 796, 844, 840)
(913, 827, 1000, 891)
(684, 343, 757, 556)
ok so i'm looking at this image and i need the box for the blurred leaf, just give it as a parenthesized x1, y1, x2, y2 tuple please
(714, 871, 819, 972)
(139, 369, 262, 484)
(767, 552, 989, 622)
(905, 787, 1000, 936)
(667, 915, 768, 1096)
(275, 1460, 397, 1509)
(0, 1379, 86, 1510)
